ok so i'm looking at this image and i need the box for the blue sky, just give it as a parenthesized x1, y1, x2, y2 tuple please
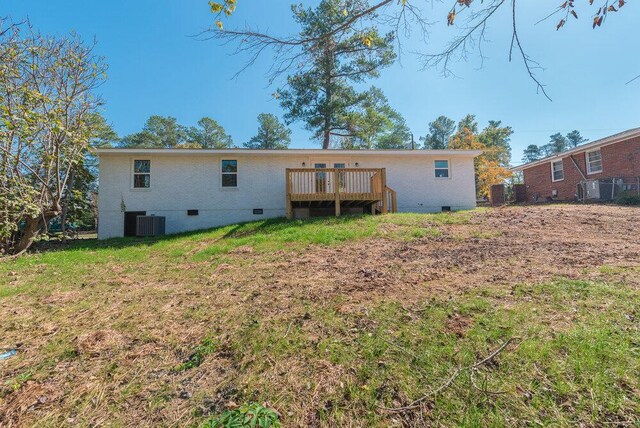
(4, 0, 639, 164)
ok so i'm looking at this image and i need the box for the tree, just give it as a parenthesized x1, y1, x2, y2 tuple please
(59, 114, 118, 239)
(449, 119, 512, 198)
(244, 113, 291, 149)
(522, 144, 543, 163)
(187, 117, 233, 148)
(478, 120, 513, 167)
(375, 114, 411, 149)
(420, 116, 455, 149)
(545, 132, 568, 155)
(0, 24, 107, 255)
(566, 130, 588, 148)
(121, 116, 187, 148)
(207, 1, 628, 101)
(268, 0, 396, 149)
(339, 87, 410, 149)
(457, 114, 479, 134)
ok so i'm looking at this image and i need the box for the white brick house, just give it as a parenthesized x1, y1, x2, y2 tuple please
(95, 148, 481, 239)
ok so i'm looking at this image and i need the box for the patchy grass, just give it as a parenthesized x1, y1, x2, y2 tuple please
(1, 206, 639, 427)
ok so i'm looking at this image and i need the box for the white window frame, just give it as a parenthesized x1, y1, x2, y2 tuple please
(551, 159, 564, 182)
(131, 159, 151, 190)
(585, 149, 603, 175)
(221, 159, 238, 188)
(434, 159, 451, 179)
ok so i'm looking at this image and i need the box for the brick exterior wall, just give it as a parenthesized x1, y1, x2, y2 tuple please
(522, 136, 640, 201)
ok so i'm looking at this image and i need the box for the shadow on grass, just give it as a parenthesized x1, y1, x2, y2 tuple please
(36, 214, 371, 254)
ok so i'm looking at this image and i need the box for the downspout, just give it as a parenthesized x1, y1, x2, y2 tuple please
(569, 155, 587, 202)
(569, 154, 587, 180)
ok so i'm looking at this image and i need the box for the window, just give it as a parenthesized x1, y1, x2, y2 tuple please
(133, 160, 150, 188)
(586, 149, 602, 174)
(551, 160, 564, 182)
(221, 160, 238, 187)
(434, 160, 449, 178)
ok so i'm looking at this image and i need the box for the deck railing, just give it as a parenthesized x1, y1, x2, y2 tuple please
(286, 168, 385, 201)
(286, 168, 392, 218)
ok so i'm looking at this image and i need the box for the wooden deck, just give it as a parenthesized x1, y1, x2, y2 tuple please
(285, 168, 397, 218)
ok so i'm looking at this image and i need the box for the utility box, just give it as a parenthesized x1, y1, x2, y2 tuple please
(585, 180, 600, 200)
(136, 215, 166, 237)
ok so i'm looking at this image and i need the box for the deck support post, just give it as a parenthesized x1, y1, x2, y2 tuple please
(381, 168, 388, 214)
(285, 169, 293, 219)
(334, 169, 341, 217)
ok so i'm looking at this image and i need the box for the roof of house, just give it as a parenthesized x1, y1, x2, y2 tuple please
(95, 148, 483, 157)
(512, 127, 640, 172)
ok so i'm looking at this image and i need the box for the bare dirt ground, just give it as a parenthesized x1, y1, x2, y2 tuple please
(1, 204, 639, 427)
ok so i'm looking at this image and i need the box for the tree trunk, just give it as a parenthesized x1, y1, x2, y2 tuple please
(12, 216, 43, 255)
(60, 171, 75, 243)
(323, 83, 332, 149)
(323, 118, 331, 149)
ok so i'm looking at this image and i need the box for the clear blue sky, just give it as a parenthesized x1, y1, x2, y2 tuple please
(4, 0, 639, 164)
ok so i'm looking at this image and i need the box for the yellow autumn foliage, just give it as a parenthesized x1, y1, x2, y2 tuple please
(449, 127, 512, 198)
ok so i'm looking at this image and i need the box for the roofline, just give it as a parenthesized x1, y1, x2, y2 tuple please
(512, 127, 640, 172)
(95, 148, 483, 157)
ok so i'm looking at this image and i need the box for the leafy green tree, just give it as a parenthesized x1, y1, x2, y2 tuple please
(279, 0, 396, 149)
(547, 132, 568, 155)
(522, 144, 543, 163)
(566, 130, 588, 148)
(375, 115, 411, 149)
(478, 120, 513, 167)
(60, 114, 118, 237)
(420, 116, 455, 149)
(187, 117, 234, 149)
(457, 114, 479, 134)
(339, 87, 409, 149)
(244, 113, 291, 149)
(121, 116, 187, 148)
(0, 24, 107, 255)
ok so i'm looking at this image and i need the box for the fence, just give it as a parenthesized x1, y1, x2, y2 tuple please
(578, 177, 640, 202)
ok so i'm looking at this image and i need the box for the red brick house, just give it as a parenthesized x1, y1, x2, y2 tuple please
(513, 128, 640, 202)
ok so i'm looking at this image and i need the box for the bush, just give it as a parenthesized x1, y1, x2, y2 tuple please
(203, 403, 280, 428)
(615, 193, 640, 206)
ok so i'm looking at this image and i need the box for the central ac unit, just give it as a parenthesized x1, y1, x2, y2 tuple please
(136, 215, 166, 237)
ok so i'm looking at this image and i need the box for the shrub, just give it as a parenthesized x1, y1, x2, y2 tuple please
(615, 193, 640, 206)
(203, 403, 281, 428)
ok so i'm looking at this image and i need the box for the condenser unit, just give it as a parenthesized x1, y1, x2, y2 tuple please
(136, 215, 166, 237)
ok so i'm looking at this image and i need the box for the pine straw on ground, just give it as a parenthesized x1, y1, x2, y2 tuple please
(1, 204, 639, 427)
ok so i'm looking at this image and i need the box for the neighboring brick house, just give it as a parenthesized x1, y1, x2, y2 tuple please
(512, 127, 640, 202)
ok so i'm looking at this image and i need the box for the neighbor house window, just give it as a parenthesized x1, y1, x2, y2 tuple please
(586, 149, 602, 174)
(221, 160, 238, 187)
(133, 160, 151, 188)
(434, 160, 449, 178)
(551, 159, 564, 182)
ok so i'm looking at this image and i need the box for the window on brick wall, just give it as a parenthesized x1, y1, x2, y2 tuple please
(551, 160, 564, 182)
(133, 160, 151, 188)
(586, 149, 603, 174)
(221, 160, 238, 187)
(434, 160, 450, 178)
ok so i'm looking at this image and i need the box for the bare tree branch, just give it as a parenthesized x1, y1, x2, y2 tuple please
(509, 0, 552, 101)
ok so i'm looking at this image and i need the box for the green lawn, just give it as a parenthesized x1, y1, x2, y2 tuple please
(1, 207, 639, 427)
